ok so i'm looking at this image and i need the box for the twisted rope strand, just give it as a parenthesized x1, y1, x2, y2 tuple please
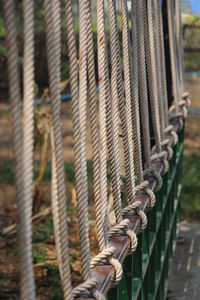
(124, 0, 143, 185)
(3, 1, 36, 298)
(44, 1, 72, 298)
(146, 0, 162, 153)
(135, 0, 151, 169)
(85, 0, 104, 252)
(22, 1, 36, 298)
(112, 0, 136, 205)
(120, 0, 139, 201)
(167, 0, 180, 114)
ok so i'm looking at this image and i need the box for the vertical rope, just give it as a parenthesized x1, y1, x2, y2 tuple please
(152, 0, 165, 141)
(66, 0, 91, 282)
(3, 1, 36, 299)
(120, 0, 141, 195)
(175, 0, 184, 95)
(112, 0, 136, 206)
(167, 0, 180, 114)
(22, 1, 36, 298)
(136, 0, 151, 169)
(125, 0, 143, 185)
(107, 0, 147, 240)
(97, 0, 109, 246)
(146, 0, 162, 153)
(85, 0, 104, 253)
(78, 0, 91, 281)
(44, 1, 72, 299)
(155, 0, 169, 128)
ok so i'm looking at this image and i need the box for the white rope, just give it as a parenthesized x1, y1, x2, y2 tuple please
(22, 1, 36, 298)
(135, 0, 151, 169)
(3, 1, 36, 298)
(44, 1, 72, 299)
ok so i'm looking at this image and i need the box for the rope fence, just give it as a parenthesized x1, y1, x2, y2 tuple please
(2, 0, 190, 299)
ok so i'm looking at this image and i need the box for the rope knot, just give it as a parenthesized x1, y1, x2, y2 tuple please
(72, 277, 99, 299)
(165, 125, 178, 146)
(108, 219, 138, 253)
(134, 180, 156, 209)
(151, 151, 169, 175)
(182, 91, 191, 107)
(143, 165, 163, 192)
(91, 246, 123, 286)
(122, 201, 147, 232)
(151, 137, 173, 160)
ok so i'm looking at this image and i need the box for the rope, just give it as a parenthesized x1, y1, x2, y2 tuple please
(85, 0, 104, 254)
(146, 0, 169, 174)
(167, 0, 190, 124)
(135, 0, 151, 169)
(153, 0, 165, 141)
(121, 0, 138, 204)
(113, 0, 136, 206)
(126, 0, 143, 185)
(22, 1, 35, 298)
(3, 1, 36, 299)
(175, 0, 191, 109)
(167, 0, 180, 115)
(135, 1, 161, 192)
(44, 1, 72, 299)
(146, 0, 162, 153)
(155, 0, 178, 146)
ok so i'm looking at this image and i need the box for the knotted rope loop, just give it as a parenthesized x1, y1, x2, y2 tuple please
(91, 246, 123, 286)
(151, 138, 173, 161)
(165, 125, 178, 146)
(122, 201, 147, 232)
(151, 151, 169, 175)
(134, 181, 156, 209)
(169, 99, 188, 120)
(72, 277, 99, 299)
(182, 92, 191, 107)
(143, 165, 163, 192)
(108, 219, 138, 254)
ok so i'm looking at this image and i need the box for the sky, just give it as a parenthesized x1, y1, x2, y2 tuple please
(190, 0, 200, 13)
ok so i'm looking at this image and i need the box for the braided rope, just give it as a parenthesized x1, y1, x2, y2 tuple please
(146, 0, 162, 153)
(96, 0, 124, 287)
(122, 201, 147, 232)
(44, 1, 72, 298)
(22, 1, 36, 297)
(165, 125, 178, 146)
(51, 0, 64, 286)
(108, 219, 138, 253)
(155, 0, 169, 129)
(134, 181, 156, 209)
(152, 0, 165, 141)
(3, 1, 36, 298)
(175, 0, 184, 98)
(72, 278, 98, 298)
(136, 0, 151, 169)
(143, 166, 163, 192)
(151, 152, 169, 175)
(85, 0, 105, 253)
(111, 0, 136, 205)
(167, 0, 180, 115)
(91, 246, 123, 285)
(123, 0, 143, 184)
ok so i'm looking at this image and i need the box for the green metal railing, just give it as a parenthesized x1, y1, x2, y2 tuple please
(107, 126, 184, 300)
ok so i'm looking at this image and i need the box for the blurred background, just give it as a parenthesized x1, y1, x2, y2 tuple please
(0, 0, 199, 299)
